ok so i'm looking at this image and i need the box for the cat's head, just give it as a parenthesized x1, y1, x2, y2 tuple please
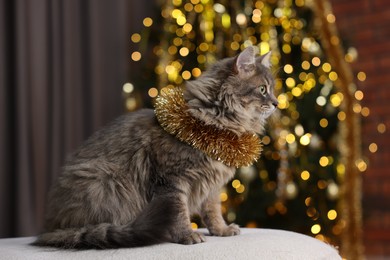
(184, 46, 278, 135)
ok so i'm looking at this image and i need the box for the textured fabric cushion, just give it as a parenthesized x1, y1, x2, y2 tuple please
(0, 228, 341, 260)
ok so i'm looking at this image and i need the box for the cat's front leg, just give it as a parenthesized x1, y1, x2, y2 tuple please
(200, 191, 240, 236)
(157, 191, 206, 245)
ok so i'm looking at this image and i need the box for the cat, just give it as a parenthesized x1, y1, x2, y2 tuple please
(33, 46, 278, 249)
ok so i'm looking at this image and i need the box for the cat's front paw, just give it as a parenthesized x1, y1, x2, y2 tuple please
(177, 231, 206, 245)
(210, 223, 240, 237)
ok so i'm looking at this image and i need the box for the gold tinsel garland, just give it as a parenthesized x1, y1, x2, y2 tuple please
(154, 87, 262, 168)
(313, 0, 364, 259)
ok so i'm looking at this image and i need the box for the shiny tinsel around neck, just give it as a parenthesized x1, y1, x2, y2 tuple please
(154, 87, 262, 168)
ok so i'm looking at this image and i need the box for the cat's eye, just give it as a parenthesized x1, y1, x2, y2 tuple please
(259, 85, 267, 95)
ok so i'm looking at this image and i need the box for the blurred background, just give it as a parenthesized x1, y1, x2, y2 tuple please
(0, 0, 389, 259)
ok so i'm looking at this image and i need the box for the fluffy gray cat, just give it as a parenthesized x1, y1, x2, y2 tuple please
(33, 46, 278, 249)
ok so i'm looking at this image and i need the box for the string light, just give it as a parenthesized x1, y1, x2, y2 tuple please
(232, 179, 241, 189)
(301, 170, 310, 181)
(327, 209, 337, 220)
(319, 156, 330, 167)
(283, 64, 293, 74)
(368, 143, 378, 153)
(191, 222, 198, 230)
(300, 134, 311, 146)
(143, 17, 153, 27)
(355, 159, 368, 172)
(354, 90, 364, 100)
(131, 51, 141, 61)
(357, 71, 366, 81)
(311, 224, 321, 234)
(122, 82, 134, 94)
(148, 87, 159, 98)
(131, 33, 141, 43)
(377, 123, 386, 133)
(220, 192, 228, 202)
(319, 118, 328, 127)
(125, 98, 137, 111)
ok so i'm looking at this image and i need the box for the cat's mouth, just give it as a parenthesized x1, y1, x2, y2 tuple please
(259, 105, 277, 118)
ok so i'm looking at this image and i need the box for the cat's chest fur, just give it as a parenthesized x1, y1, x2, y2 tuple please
(185, 162, 234, 213)
(146, 111, 236, 211)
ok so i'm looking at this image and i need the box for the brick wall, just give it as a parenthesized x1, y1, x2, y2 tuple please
(330, 0, 390, 257)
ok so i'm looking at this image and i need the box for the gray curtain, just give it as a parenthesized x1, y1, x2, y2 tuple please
(0, 0, 154, 237)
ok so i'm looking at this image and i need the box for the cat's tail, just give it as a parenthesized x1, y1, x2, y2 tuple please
(32, 198, 177, 249)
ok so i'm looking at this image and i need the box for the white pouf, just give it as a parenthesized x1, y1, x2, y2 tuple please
(0, 228, 341, 260)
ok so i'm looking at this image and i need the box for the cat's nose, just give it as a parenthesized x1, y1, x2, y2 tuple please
(272, 101, 279, 107)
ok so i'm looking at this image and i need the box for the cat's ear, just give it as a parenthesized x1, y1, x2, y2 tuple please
(256, 51, 272, 69)
(235, 46, 259, 78)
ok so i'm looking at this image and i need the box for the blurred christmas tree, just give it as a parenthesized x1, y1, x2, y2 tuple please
(126, 0, 366, 257)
